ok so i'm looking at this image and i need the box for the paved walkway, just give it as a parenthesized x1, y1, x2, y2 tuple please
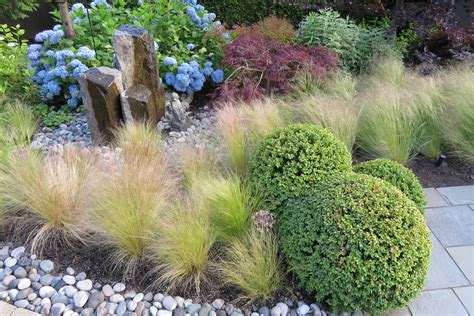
(386, 185, 474, 316)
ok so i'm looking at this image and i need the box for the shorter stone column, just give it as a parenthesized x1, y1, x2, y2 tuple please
(79, 67, 124, 144)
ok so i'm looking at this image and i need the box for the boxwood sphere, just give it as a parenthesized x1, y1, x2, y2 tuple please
(278, 173, 431, 314)
(248, 124, 351, 213)
(354, 159, 426, 211)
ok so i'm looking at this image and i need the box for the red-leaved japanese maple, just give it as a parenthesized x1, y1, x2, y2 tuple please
(215, 34, 339, 102)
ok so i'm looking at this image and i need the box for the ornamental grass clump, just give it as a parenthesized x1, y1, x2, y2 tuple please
(114, 120, 162, 164)
(278, 173, 430, 314)
(288, 95, 359, 152)
(0, 146, 99, 254)
(152, 200, 215, 294)
(439, 66, 474, 163)
(248, 124, 352, 213)
(92, 122, 175, 274)
(354, 159, 426, 211)
(0, 97, 37, 166)
(219, 228, 283, 304)
(356, 85, 422, 165)
(200, 176, 261, 242)
(413, 77, 445, 159)
(216, 105, 249, 177)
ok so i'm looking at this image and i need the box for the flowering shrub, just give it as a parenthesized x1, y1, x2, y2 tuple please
(29, 0, 228, 107)
(232, 16, 296, 45)
(0, 24, 36, 101)
(215, 34, 338, 102)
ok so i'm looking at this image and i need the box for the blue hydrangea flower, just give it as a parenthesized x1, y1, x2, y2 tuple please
(186, 43, 195, 50)
(91, 0, 110, 8)
(53, 66, 69, 79)
(178, 63, 192, 74)
(165, 72, 176, 86)
(68, 85, 80, 98)
(72, 65, 89, 79)
(174, 73, 190, 92)
(27, 51, 41, 61)
(223, 32, 230, 40)
(54, 49, 75, 61)
(28, 44, 42, 52)
(67, 59, 85, 68)
(67, 97, 79, 108)
(71, 3, 87, 14)
(76, 46, 95, 60)
(211, 69, 224, 84)
(163, 57, 177, 66)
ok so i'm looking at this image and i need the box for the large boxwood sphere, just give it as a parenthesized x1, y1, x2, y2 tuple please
(278, 173, 431, 314)
(354, 159, 426, 211)
(248, 124, 351, 213)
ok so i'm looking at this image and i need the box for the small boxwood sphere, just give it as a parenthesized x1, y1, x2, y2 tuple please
(248, 124, 351, 213)
(354, 159, 426, 211)
(278, 173, 431, 314)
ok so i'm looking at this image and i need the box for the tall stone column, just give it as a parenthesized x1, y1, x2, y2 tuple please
(112, 25, 166, 124)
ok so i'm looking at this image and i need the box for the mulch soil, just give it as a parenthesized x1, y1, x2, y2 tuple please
(407, 156, 474, 188)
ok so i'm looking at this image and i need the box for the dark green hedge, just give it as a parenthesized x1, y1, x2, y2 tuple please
(278, 173, 431, 314)
(199, 0, 310, 26)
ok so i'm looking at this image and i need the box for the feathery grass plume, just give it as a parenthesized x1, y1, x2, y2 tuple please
(113, 120, 162, 163)
(219, 228, 283, 304)
(324, 71, 357, 100)
(0, 146, 99, 254)
(177, 144, 220, 192)
(361, 57, 414, 90)
(92, 121, 175, 274)
(413, 76, 445, 159)
(439, 66, 474, 162)
(92, 148, 174, 275)
(287, 94, 360, 152)
(152, 200, 215, 294)
(356, 84, 422, 164)
(200, 176, 261, 242)
(291, 70, 325, 98)
(0, 99, 37, 166)
(216, 105, 249, 177)
(241, 98, 287, 146)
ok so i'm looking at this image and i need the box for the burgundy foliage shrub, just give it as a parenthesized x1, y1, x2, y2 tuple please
(215, 34, 338, 102)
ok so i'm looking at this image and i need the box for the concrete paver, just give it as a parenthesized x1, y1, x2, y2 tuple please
(409, 289, 468, 316)
(437, 186, 474, 206)
(425, 205, 474, 247)
(447, 246, 474, 283)
(424, 188, 449, 208)
(453, 286, 474, 315)
(424, 234, 469, 290)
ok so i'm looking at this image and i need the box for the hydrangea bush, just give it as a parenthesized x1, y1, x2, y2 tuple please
(29, 0, 228, 107)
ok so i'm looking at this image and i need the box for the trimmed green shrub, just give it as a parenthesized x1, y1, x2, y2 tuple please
(248, 124, 351, 212)
(354, 159, 426, 211)
(278, 173, 431, 314)
(199, 0, 308, 26)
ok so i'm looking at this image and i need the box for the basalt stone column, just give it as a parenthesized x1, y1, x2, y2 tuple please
(79, 67, 124, 144)
(121, 84, 152, 122)
(112, 25, 165, 124)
